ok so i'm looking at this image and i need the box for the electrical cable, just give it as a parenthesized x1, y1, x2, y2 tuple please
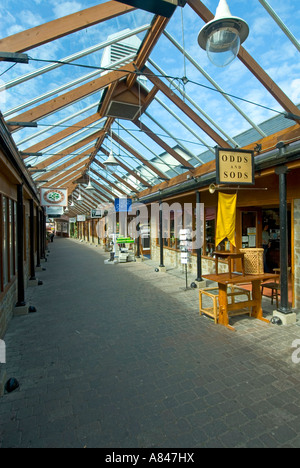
(26, 55, 289, 118)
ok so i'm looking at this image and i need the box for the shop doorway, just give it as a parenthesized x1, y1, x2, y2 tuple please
(262, 207, 291, 272)
(241, 210, 258, 248)
(140, 224, 151, 258)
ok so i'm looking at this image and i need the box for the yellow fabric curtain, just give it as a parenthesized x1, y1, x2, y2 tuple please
(215, 192, 237, 247)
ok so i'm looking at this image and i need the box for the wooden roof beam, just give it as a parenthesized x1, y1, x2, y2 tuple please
(7, 64, 135, 132)
(35, 151, 91, 181)
(144, 66, 230, 148)
(0, 1, 135, 53)
(133, 119, 194, 169)
(112, 131, 168, 180)
(92, 158, 138, 193)
(138, 122, 300, 199)
(42, 160, 88, 187)
(22, 113, 102, 155)
(35, 132, 103, 169)
(90, 169, 118, 199)
(127, 15, 170, 89)
(90, 163, 128, 196)
(97, 148, 152, 188)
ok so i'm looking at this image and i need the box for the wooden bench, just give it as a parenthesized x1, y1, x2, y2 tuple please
(199, 286, 251, 324)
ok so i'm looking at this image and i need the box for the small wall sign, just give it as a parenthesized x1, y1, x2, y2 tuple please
(216, 148, 254, 185)
(40, 188, 68, 206)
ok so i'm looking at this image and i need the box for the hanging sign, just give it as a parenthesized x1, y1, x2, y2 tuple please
(46, 206, 64, 217)
(216, 148, 254, 185)
(77, 215, 86, 222)
(91, 209, 103, 219)
(114, 198, 132, 213)
(40, 188, 68, 207)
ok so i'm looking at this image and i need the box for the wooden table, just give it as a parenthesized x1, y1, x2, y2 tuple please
(203, 272, 279, 331)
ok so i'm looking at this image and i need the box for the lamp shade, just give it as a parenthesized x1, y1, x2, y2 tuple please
(198, 0, 249, 67)
(103, 150, 119, 166)
(85, 181, 95, 190)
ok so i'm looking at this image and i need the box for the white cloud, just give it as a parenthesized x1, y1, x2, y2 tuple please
(21, 10, 44, 28)
(289, 79, 300, 104)
(51, 1, 83, 19)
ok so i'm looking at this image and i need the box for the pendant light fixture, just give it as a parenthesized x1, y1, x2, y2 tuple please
(70, 192, 75, 207)
(85, 169, 95, 191)
(77, 185, 83, 204)
(198, 0, 249, 67)
(103, 128, 119, 166)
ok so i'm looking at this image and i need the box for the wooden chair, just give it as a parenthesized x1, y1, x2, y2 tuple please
(261, 267, 291, 308)
(199, 286, 251, 324)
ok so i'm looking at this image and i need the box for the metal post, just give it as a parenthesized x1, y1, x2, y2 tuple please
(159, 200, 165, 268)
(275, 165, 291, 313)
(16, 184, 26, 307)
(195, 191, 203, 282)
(29, 199, 36, 280)
(136, 209, 141, 258)
(36, 206, 41, 268)
(40, 208, 46, 258)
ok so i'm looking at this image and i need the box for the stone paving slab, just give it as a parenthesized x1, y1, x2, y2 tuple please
(0, 238, 300, 448)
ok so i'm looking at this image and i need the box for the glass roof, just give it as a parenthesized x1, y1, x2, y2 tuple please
(0, 0, 299, 211)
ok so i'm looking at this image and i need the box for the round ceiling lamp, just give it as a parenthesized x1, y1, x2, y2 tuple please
(104, 128, 119, 166)
(77, 185, 83, 204)
(198, 0, 249, 67)
(85, 170, 95, 190)
(103, 150, 119, 166)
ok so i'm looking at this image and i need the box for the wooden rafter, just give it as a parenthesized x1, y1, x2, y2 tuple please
(22, 113, 102, 156)
(92, 158, 138, 193)
(112, 131, 168, 180)
(7, 64, 135, 132)
(89, 164, 128, 196)
(97, 148, 152, 188)
(42, 160, 87, 187)
(144, 66, 230, 147)
(35, 134, 102, 169)
(90, 169, 118, 198)
(134, 119, 194, 169)
(187, 0, 300, 124)
(0, 1, 135, 53)
(35, 152, 90, 181)
(126, 15, 170, 89)
(138, 123, 300, 198)
(43, 168, 86, 189)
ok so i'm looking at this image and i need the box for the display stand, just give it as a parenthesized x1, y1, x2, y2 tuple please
(179, 229, 193, 291)
(104, 234, 135, 264)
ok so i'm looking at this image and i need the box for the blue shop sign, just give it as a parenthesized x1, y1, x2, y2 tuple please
(114, 198, 132, 212)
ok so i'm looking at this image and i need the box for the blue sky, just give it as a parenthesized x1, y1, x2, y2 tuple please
(0, 0, 299, 179)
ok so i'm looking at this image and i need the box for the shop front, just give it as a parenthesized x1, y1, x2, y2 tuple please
(145, 164, 300, 309)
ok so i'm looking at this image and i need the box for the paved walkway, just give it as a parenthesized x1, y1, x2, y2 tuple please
(0, 238, 300, 448)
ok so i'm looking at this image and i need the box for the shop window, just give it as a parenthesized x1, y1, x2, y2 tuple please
(2, 196, 8, 288)
(204, 207, 226, 256)
(241, 211, 257, 248)
(205, 207, 216, 256)
(1, 196, 17, 291)
(157, 208, 182, 250)
(9, 199, 14, 279)
(14, 201, 17, 273)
